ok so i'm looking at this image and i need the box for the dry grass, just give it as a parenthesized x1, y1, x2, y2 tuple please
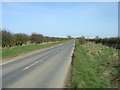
(71, 41, 119, 88)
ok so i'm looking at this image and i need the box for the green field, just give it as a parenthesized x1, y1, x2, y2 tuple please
(71, 41, 118, 88)
(2, 40, 68, 58)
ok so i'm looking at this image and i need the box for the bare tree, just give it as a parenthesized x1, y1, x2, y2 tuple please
(2, 30, 15, 47)
(30, 33, 44, 43)
(14, 33, 30, 46)
(67, 35, 72, 39)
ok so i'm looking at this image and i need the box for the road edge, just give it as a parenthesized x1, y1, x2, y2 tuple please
(1, 42, 66, 65)
(63, 40, 75, 88)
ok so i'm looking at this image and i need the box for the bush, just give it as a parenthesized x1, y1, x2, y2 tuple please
(77, 38, 86, 45)
(30, 33, 44, 43)
(2, 30, 15, 47)
(14, 33, 30, 46)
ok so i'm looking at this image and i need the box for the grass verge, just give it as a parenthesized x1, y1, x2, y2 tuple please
(71, 41, 118, 88)
(2, 40, 68, 59)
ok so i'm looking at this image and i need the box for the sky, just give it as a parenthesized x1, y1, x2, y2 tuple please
(2, 2, 118, 38)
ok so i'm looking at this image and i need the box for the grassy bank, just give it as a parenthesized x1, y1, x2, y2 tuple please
(2, 40, 68, 58)
(71, 41, 118, 88)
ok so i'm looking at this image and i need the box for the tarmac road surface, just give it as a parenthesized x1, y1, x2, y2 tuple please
(2, 40, 75, 88)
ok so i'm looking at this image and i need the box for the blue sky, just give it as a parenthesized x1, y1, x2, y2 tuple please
(2, 2, 118, 38)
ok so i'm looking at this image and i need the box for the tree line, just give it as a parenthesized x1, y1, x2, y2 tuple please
(1, 30, 69, 48)
(87, 37, 120, 49)
(76, 36, 120, 49)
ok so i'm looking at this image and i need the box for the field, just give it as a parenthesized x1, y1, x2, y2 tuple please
(2, 40, 67, 59)
(71, 41, 119, 88)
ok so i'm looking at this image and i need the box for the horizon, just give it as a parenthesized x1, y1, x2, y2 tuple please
(2, 2, 118, 38)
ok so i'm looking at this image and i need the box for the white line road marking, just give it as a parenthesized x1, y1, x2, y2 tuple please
(23, 55, 49, 70)
(23, 66, 30, 70)
(1, 56, 27, 66)
(1, 43, 64, 66)
(23, 61, 38, 70)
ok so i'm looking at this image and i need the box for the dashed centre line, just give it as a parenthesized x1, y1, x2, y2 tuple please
(23, 56, 49, 71)
(23, 61, 38, 70)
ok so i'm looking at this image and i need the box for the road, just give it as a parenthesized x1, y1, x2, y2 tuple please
(2, 40, 75, 88)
